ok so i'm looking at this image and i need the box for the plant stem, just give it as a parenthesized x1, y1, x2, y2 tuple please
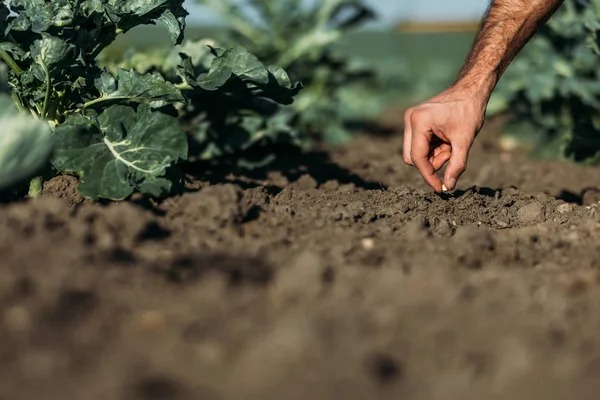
(41, 65, 51, 119)
(28, 176, 43, 198)
(80, 95, 129, 110)
(0, 49, 23, 75)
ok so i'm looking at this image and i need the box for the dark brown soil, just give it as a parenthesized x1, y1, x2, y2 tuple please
(1, 116, 600, 400)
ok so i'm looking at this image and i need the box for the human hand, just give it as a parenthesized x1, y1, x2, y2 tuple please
(402, 87, 487, 193)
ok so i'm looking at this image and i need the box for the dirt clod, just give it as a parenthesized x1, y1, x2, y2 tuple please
(517, 201, 544, 224)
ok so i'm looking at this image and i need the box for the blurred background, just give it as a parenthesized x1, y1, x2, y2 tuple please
(185, 0, 489, 25)
(115, 0, 490, 109)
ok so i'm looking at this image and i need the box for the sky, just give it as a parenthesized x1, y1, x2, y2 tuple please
(185, 0, 490, 26)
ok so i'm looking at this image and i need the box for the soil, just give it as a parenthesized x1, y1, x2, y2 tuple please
(1, 113, 600, 400)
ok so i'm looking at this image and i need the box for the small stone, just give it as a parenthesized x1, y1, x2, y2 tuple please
(495, 219, 509, 228)
(517, 202, 544, 225)
(556, 203, 574, 214)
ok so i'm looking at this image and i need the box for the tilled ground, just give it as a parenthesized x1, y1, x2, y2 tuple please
(1, 118, 600, 400)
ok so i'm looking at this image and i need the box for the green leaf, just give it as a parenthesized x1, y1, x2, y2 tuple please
(0, 95, 53, 190)
(0, 42, 27, 63)
(267, 65, 294, 88)
(90, 69, 184, 109)
(198, 47, 270, 90)
(263, 65, 302, 104)
(157, 9, 187, 45)
(30, 34, 72, 85)
(8, 0, 75, 33)
(52, 105, 187, 200)
(31, 34, 70, 68)
(182, 46, 301, 103)
(196, 66, 233, 91)
(106, 0, 188, 45)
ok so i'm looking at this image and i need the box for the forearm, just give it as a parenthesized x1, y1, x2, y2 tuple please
(454, 0, 564, 102)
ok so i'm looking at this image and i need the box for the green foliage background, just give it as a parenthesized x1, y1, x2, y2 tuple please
(490, 0, 600, 163)
(197, 0, 387, 145)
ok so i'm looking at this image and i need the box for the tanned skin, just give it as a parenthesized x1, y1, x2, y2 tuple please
(403, 0, 565, 193)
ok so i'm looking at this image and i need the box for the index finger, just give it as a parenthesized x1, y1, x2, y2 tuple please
(410, 126, 443, 192)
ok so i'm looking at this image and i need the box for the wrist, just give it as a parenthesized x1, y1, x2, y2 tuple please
(454, 71, 496, 97)
(448, 73, 495, 113)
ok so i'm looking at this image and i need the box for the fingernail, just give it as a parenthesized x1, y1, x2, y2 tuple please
(447, 178, 457, 191)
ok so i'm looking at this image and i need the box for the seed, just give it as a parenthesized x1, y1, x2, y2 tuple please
(361, 238, 375, 250)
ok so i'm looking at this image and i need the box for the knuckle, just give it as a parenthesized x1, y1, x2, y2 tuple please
(409, 108, 427, 126)
(454, 160, 467, 173)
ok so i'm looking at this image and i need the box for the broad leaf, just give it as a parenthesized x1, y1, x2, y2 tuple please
(188, 47, 301, 103)
(198, 47, 270, 90)
(52, 105, 187, 200)
(91, 69, 184, 109)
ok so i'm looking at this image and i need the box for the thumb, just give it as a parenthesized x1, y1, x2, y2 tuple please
(443, 141, 469, 191)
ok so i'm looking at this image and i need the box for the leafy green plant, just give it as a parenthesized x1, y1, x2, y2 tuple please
(198, 0, 380, 144)
(172, 45, 302, 159)
(0, 0, 299, 199)
(490, 0, 600, 162)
